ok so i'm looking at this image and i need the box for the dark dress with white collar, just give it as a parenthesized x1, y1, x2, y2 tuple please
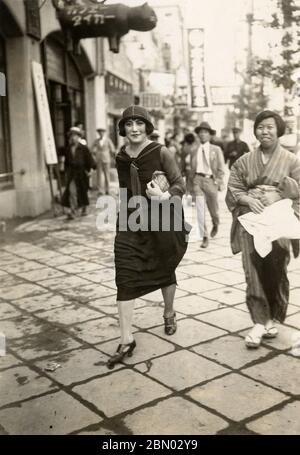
(114, 141, 190, 300)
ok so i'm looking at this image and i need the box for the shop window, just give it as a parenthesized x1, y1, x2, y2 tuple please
(0, 35, 12, 188)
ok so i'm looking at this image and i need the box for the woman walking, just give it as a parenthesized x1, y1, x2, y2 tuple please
(108, 106, 190, 368)
(226, 110, 300, 348)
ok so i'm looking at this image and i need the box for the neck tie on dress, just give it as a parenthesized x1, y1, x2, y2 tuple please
(130, 162, 142, 196)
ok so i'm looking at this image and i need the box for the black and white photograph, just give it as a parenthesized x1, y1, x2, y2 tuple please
(1, 0, 300, 439)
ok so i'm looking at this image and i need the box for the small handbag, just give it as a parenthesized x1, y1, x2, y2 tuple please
(152, 170, 170, 192)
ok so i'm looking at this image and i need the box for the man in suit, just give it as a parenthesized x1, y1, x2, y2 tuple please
(92, 127, 115, 195)
(191, 121, 225, 248)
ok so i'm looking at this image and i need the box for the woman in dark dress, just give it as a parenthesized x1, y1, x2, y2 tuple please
(108, 106, 190, 368)
(61, 127, 96, 219)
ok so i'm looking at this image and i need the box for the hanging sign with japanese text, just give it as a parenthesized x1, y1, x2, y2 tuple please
(32, 62, 58, 165)
(187, 28, 211, 110)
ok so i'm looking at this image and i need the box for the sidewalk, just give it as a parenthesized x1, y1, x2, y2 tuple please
(0, 188, 300, 435)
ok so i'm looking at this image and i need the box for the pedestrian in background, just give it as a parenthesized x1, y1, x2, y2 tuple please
(92, 127, 115, 195)
(61, 127, 96, 219)
(191, 121, 225, 248)
(107, 105, 190, 369)
(181, 133, 197, 204)
(225, 127, 250, 169)
(149, 129, 160, 141)
(74, 121, 87, 146)
(226, 110, 300, 348)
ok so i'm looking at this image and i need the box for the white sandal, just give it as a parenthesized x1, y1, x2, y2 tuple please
(263, 326, 278, 339)
(245, 324, 265, 348)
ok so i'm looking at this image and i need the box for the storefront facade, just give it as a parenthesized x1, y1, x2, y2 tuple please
(0, 0, 135, 218)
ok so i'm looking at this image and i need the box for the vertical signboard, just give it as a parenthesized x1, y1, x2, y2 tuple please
(32, 61, 58, 165)
(187, 28, 211, 110)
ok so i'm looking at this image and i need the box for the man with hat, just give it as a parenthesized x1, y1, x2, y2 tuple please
(61, 126, 96, 219)
(225, 127, 250, 169)
(92, 127, 115, 195)
(191, 121, 225, 248)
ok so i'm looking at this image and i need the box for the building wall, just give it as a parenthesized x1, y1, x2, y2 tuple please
(0, 1, 136, 218)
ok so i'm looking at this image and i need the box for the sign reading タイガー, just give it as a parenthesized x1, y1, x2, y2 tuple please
(32, 61, 58, 165)
(187, 28, 211, 110)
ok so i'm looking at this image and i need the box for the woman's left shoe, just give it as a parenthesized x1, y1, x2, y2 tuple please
(245, 324, 265, 349)
(163, 312, 177, 335)
(263, 326, 279, 339)
(107, 340, 136, 369)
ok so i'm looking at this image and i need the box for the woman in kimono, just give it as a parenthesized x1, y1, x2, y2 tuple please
(107, 106, 190, 368)
(226, 110, 300, 348)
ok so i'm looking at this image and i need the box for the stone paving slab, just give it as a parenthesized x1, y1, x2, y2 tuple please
(122, 397, 228, 435)
(196, 287, 245, 306)
(38, 275, 92, 292)
(0, 283, 47, 300)
(43, 255, 80, 267)
(149, 318, 227, 347)
(16, 267, 66, 282)
(69, 316, 120, 344)
(0, 254, 25, 267)
(196, 307, 252, 333)
(187, 373, 288, 421)
(178, 277, 224, 294)
(205, 257, 242, 270)
(132, 305, 185, 329)
(88, 296, 117, 315)
(98, 332, 175, 366)
(288, 288, 300, 306)
(205, 270, 245, 286)
(178, 263, 222, 277)
(78, 268, 115, 284)
(36, 305, 105, 327)
(173, 295, 221, 315)
(9, 327, 83, 360)
(60, 283, 116, 302)
(12, 293, 76, 314)
(0, 260, 45, 274)
(139, 288, 187, 303)
(56, 245, 95, 256)
(183, 251, 223, 264)
(140, 350, 229, 391)
(73, 369, 171, 418)
(55, 261, 101, 274)
(0, 275, 25, 287)
(0, 365, 56, 407)
(192, 335, 271, 369)
(247, 401, 300, 435)
(0, 302, 23, 320)
(285, 312, 300, 329)
(102, 280, 117, 290)
(2, 242, 34, 253)
(0, 315, 54, 340)
(17, 250, 62, 261)
(0, 353, 22, 370)
(243, 354, 300, 395)
(0, 390, 101, 435)
(288, 272, 300, 288)
(35, 348, 120, 385)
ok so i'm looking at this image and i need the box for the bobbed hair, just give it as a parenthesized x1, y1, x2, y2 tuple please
(118, 105, 154, 137)
(254, 110, 286, 138)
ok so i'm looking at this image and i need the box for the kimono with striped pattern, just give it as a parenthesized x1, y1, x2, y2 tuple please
(226, 144, 300, 324)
